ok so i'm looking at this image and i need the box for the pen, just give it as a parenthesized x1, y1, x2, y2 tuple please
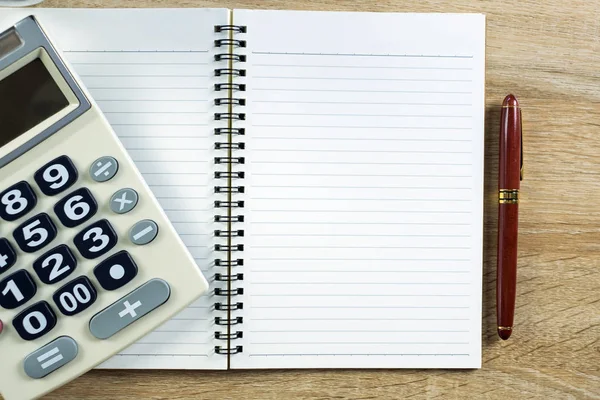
(497, 94, 522, 340)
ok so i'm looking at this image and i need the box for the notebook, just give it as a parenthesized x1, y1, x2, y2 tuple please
(0, 8, 486, 369)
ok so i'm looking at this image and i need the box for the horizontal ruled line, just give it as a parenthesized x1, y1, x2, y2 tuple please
(251, 126, 471, 130)
(249, 197, 470, 202)
(253, 100, 473, 105)
(250, 342, 470, 345)
(251, 270, 470, 273)
(248, 354, 470, 357)
(251, 234, 469, 237)
(251, 137, 472, 142)
(249, 222, 470, 226)
(251, 185, 471, 190)
(67, 50, 210, 53)
(250, 294, 470, 297)
(252, 306, 469, 309)
(250, 258, 470, 261)
(251, 318, 470, 321)
(251, 330, 469, 333)
(252, 113, 471, 118)
(252, 161, 471, 166)
(71, 62, 210, 65)
(253, 76, 471, 82)
(253, 63, 472, 70)
(252, 150, 470, 154)
(252, 51, 473, 59)
(81, 74, 209, 77)
(253, 88, 471, 94)
(253, 282, 470, 285)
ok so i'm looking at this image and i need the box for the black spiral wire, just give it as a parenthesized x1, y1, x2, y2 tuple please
(214, 24, 246, 357)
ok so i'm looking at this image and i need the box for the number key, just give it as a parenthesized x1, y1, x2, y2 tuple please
(53, 276, 97, 316)
(0, 269, 37, 309)
(54, 188, 98, 228)
(13, 301, 57, 340)
(74, 219, 118, 259)
(0, 181, 37, 221)
(13, 213, 57, 253)
(33, 245, 77, 284)
(34, 155, 78, 196)
(0, 238, 17, 275)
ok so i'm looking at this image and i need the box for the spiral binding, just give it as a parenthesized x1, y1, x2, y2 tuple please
(214, 23, 247, 357)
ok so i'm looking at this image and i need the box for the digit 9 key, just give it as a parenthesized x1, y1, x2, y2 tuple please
(0, 16, 209, 400)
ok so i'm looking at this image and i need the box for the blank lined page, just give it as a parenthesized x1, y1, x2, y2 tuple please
(234, 10, 485, 369)
(0, 9, 228, 370)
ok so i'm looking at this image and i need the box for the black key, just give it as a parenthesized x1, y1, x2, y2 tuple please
(73, 219, 118, 259)
(34, 155, 78, 196)
(0, 269, 37, 309)
(0, 181, 37, 221)
(0, 238, 17, 275)
(53, 276, 97, 316)
(13, 213, 57, 253)
(12, 301, 57, 340)
(33, 245, 78, 285)
(93, 251, 138, 291)
(54, 188, 98, 228)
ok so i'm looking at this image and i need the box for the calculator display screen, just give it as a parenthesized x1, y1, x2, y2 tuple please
(0, 58, 69, 148)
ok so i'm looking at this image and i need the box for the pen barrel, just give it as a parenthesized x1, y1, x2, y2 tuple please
(497, 203, 518, 330)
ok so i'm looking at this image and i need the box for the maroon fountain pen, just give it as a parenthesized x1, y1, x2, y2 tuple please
(497, 94, 523, 340)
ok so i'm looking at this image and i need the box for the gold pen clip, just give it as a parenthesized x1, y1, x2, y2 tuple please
(520, 109, 524, 181)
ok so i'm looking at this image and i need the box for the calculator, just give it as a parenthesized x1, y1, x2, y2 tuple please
(0, 16, 209, 400)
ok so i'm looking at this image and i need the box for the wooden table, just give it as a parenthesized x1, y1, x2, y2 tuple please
(22, 0, 600, 398)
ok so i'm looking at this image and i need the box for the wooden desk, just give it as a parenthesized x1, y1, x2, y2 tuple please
(28, 0, 600, 398)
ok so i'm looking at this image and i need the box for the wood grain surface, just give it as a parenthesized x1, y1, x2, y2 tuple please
(17, 0, 600, 398)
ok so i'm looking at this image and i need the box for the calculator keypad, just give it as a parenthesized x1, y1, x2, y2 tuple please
(93, 251, 138, 291)
(0, 269, 37, 309)
(0, 181, 37, 221)
(13, 213, 58, 253)
(53, 276, 97, 316)
(12, 301, 57, 341)
(0, 238, 17, 275)
(33, 245, 78, 285)
(1, 154, 168, 352)
(54, 187, 98, 228)
(34, 155, 78, 196)
(73, 219, 118, 259)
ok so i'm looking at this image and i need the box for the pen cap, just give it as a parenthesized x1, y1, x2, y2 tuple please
(499, 95, 521, 189)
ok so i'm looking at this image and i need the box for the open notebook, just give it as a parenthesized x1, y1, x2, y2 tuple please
(0, 8, 485, 369)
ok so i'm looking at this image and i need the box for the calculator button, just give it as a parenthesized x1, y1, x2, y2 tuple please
(12, 301, 57, 341)
(24, 336, 78, 379)
(33, 245, 77, 285)
(110, 188, 138, 214)
(34, 155, 78, 196)
(129, 220, 159, 245)
(89, 279, 170, 340)
(73, 219, 118, 259)
(0, 270, 37, 309)
(54, 188, 98, 228)
(53, 276, 97, 316)
(93, 251, 138, 291)
(0, 238, 17, 275)
(90, 156, 119, 182)
(13, 213, 58, 253)
(0, 181, 37, 221)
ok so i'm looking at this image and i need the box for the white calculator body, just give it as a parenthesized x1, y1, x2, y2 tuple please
(0, 16, 209, 400)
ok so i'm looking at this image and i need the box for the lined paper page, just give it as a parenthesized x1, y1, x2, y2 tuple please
(234, 10, 485, 369)
(0, 9, 228, 370)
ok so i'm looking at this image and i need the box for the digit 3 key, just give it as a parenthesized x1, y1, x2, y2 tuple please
(0, 16, 209, 400)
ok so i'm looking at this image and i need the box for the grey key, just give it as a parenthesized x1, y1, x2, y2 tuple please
(90, 156, 119, 182)
(110, 188, 138, 214)
(129, 220, 159, 245)
(89, 279, 171, 340)
(24, 336, 78, 379)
